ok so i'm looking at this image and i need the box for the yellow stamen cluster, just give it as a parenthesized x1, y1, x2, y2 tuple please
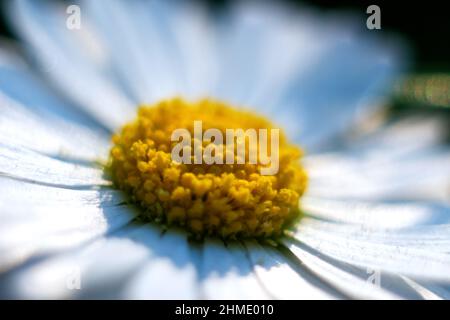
(109, 98, 307, 239)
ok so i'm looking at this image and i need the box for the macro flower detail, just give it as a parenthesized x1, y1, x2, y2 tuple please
(0, 0, 449, 301)
(109, 98, 307, 238)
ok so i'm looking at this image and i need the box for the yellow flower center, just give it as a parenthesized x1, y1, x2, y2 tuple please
(109, 98, 307, 239)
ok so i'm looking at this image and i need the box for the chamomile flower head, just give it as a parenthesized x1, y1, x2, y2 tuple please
(0, 0, 449, 300)
(109, 98, 307, 239)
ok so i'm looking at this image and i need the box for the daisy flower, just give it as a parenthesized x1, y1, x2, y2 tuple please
(1, 0, 449, 300)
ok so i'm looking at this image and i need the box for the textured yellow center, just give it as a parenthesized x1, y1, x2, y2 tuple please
(109, 98, 307, 239)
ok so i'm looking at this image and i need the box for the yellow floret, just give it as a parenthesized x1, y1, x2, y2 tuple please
(109, 98, 307, 239)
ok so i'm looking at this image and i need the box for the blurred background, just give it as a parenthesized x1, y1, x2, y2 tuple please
(1, 0, 448, 119)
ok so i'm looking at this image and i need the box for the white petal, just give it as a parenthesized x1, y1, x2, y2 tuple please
(282, 238, 402, 299)
(405, 278, 450, 300)
(2, 225, 198, 299)
(8, 0, 135, 129)
(212, 1, 301, 106)
(301, 196, 450, 229)
(400, 277, 445, 300)
(0, 175, 124, 209)
(305, 147, 450, 201)
(284, 238, 447, 299)
(0, 90, 110, 161)
(0, 177, 136, 272)
(120, 227, 199, 299)
(287, 226, 450, 281)
(338, 116, 448, 158)
(80, 0, 181, 103)
(0, 144, 110, 187)
(0, 50, 106, 129)
(243, 241, 337, 299)
(0, 44, 110, 160)
(199, 240, 269, 299)
(218, 1, 402, 150)
(158, 0, 220, 99)
(0, 225, 152, 299)
(298, 217, 450, 253)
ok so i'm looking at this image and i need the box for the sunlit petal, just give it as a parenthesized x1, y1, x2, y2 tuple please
(0, 177, 136, 272)
(8, 0, 135, 129)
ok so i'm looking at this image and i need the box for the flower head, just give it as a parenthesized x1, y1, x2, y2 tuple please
(109, 98, 307, 238)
